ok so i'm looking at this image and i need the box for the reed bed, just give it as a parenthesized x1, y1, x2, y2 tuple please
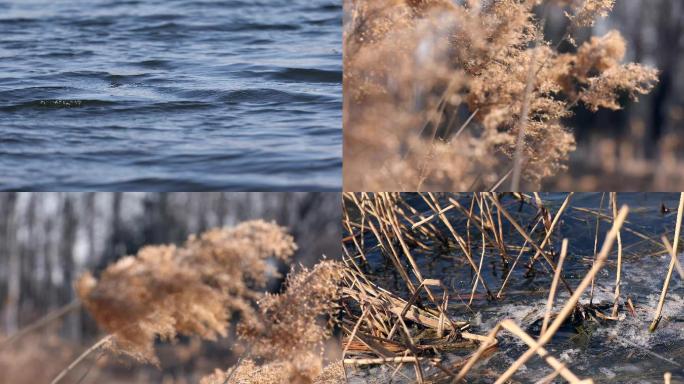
(341, 192, 683, 383)
(343, 0, 659, 191)
(4, 200, 682, 383)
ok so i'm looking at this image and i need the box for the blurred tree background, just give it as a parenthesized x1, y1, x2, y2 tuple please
(544, 0, 684, 189)
(0, 192, 340, 342)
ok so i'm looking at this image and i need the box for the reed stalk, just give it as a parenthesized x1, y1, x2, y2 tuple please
(50, 335, 112, 384)
(493, 206, 628, 384)
(541, 239, 568, 336)
(650, 192, 684, 332)
(611, 192, 623, 317)
(589, 192, 606, 305)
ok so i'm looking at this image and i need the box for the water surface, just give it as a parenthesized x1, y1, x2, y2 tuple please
(0, 0, 341, 190)
(346, 193, 684, 383)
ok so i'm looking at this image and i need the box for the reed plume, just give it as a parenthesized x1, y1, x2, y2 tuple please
(76, 220, 297, 364)
(75, 220, 344, 384)
(344, 0, 658, 190)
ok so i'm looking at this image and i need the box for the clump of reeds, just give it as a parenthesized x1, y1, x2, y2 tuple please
(341, 192, 681, 383)
(68, 220, 344, 384)
(344, 0, 659, 191)
(76, 220, 297, 364)
(233, 260, 343, 383)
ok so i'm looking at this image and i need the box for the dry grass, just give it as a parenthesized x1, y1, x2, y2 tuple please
(76, 220, 298, 364)
(344, 0, 658, 191)
(341, 192, 682, 383)
(50, 220, 346, 384)
(7, 201, 682, 383)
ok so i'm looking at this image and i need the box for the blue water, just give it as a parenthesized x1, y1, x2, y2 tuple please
(0, 0, 341, 191)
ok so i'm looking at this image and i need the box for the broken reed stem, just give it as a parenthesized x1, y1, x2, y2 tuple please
(343, 201, 368, 263)
(611, 192, 623, 317)
(526, 192, 574, 266)
(489, 168, 513, 192)
(488, 193, 575, 295)
(411, 203, 456, 229)
(493, 206, 629, 384)
(383, 194, 443, 310)
(342, 307, 369, 359)
(497, 216, 543, 298)
(541, 239, 568, 336)
(470, 210, 486, 306)
(0, 299, 81, 350)
(425, 193, 493, 298)
(452, 108, 480, 138)
(453, 324, 502, 383)
(50, 334, 112, 384)
(364, 196, 417, 294)
(650, 192, 684, 332)
(590, 192, 606, 305)
(344, 356, 439, 365)
(499, 320, 590, 384)
(661, 237, 684, 280)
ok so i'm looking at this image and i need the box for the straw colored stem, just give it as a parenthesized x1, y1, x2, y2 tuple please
(541, 238, 568, 336)
(497, 217, 543, 298)
(0, 299, 81, 350)
(661, 236, 684, 280)
(499, 320, 591, 384)
(511, 45, 539, 191)
(50, 335, 112, 384)
(488, 193, 574, 295)
(525, 193, 574, 266)
(426, 193, 493, 298)
(470, 217, 486, 305)
(650, 192, 684, 332)
(590, 192, 606, 305)
(611, 192, 623, 317)
(344, 356, 437, 365)
(453, 324, 501, 383)
(493, 206, 629, 384)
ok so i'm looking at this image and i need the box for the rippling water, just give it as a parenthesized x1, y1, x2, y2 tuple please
(0, 0, 341, 191)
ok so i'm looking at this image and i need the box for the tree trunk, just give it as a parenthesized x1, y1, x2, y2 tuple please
(3, 193, 19, 334)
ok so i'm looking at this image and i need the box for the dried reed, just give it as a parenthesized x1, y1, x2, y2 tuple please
(344, 0, 659, 190)
(52, 221, 345, 384)
(342, 192, 680, 383)
(650, 192, 684, 331)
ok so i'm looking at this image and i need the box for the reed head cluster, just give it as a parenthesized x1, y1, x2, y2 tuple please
(77, 221, 344, 383)
(76, 220, 297, 364)
(344, 0, 658, 190)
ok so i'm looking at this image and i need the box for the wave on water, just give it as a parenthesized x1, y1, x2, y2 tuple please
(0, 0, 341, 191)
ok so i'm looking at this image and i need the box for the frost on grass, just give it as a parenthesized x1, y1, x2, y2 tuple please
(344, 0, 658, 190)
(76, 220, 344, 383)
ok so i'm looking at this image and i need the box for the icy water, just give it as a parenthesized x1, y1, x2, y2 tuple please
(346, 193, 684, 383)
(0, 0, 341, 191)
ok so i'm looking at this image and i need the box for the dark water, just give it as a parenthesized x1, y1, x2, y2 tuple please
(0, 0, 341, 191)
(346, 193, 684, 383)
